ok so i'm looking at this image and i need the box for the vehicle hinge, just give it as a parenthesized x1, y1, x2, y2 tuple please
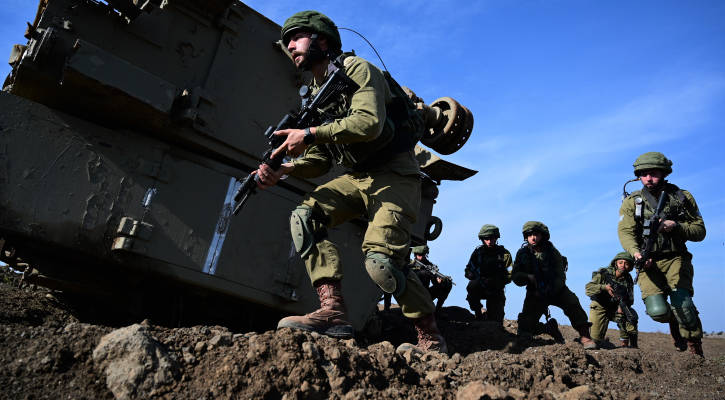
(111, 217, 154, 254)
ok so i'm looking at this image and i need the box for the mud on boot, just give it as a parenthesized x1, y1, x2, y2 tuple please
(687, 339, 704, 357)
(576, 325, 598, 350)
(396, 313, 448, 354)
(277, 279, 353, 338)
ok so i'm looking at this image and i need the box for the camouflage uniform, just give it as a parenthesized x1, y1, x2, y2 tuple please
(465, 244, 512, 322)
(512, 222, 591, 340)
(618, 152, 705, 354)
(585, 253, 638, 346)
(410, 246, 452, 311)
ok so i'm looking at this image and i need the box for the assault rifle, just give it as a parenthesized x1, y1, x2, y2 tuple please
(232, 66, 360, 215)
(413, 259, 453, 284)
(603, 273, 639, 325)
(633, 190, 667, 280)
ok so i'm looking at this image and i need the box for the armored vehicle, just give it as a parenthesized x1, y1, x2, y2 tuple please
(0, 0, 476, 330)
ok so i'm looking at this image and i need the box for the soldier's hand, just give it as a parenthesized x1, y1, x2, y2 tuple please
(271, 128, 308, 159)
(659, 219, 678, 233)
(606, 284, 614, 297)
(633, 252, 653, 270)
(617, 306, 623, 314)
(254, 162, 293, 189)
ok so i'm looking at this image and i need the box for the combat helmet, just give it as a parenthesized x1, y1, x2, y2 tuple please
(411, 245, 429, 256)
(281, 10, 342, 53)
(633, 152, 672, 177)
(522, 221, 550, 241)
(478, 224, 500, 240)
(611, 251, 635, 267)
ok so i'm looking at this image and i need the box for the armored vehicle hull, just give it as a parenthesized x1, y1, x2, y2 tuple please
(1, 0, 476, 330)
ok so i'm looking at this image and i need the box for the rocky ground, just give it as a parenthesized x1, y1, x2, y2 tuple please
(2, 266, 724, 400)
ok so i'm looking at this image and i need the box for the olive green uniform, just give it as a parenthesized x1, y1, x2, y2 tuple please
(465, 245, 512, 322)
(512, 242, 589, 335)
(618, 182, 705, 340)
(585, 264, 637, 343)
(290, 56, 434, 318)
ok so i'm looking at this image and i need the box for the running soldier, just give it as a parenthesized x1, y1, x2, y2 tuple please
(618, 152, 706, 356)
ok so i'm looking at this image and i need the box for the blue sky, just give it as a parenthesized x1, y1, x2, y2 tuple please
(2, 1, 723, 334)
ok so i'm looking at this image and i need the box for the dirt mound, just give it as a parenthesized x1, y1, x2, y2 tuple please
(2, 266, 724, 399)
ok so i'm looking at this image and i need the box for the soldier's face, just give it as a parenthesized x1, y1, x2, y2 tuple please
(638, 169, 665, 190)
(526, 232, 542, 246)
(287, 32, 314, 68)
(482, 237, 496, 247)
(615, 259, 632, 273)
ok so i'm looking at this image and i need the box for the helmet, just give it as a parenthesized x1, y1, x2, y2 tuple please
(411, 245, 429, 256)
(633, 152, 672, 177)
(612, 251, 635, 266)
(281, 10, 342, 53)
(522, 221, 550, 241)
(478, 224, 500, 240)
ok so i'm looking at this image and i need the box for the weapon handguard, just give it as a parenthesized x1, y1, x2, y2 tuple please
(232, 68, 359, 215)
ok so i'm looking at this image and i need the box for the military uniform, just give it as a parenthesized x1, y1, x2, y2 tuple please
(512, 222, 593, 348)
(618, 152, 706, 354)
(411, 258, 452, 311)
(585, 253, 638, 346)
(291, 54, 434, 318)
(274, 11, 443, 351)
(465, 244, 511, 322)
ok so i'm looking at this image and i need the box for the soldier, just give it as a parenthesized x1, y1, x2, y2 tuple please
(464, 224, 511, 325)
(585, 252, 638, 348)
(618, 152, 706, 356)
(512, 221, 597, 349)
(254, 11, 446, 353)
(410, 245, 453, 312)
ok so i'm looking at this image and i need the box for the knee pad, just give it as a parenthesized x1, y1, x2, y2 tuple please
(644, 294, 671, 323)
(290, 205, 327, 259)
(670, 288, 699, 330)
(364, 252, 406, 296)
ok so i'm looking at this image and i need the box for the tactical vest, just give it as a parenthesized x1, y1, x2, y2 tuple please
(317, 53, 424, 171)
(590, 267, 634, 307)
(469, 245, 508, 278)
(631, 183, 688, 255)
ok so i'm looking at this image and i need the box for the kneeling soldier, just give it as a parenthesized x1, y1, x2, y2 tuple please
(512, 221, 597, 349)
(465, 224, 512, 324)
(585, 252, 638, 348)
(411, 245, 453, 311)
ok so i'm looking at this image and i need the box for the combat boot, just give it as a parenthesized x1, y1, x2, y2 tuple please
(629, 334, 638, 349)
(687, 339, 704, 357)
(397, 314, 448, 354)
(669, 319, 687, 351)
(544, 318, 565, 344)
(576, 325, 598, 350)
(277, 279, 353, 338)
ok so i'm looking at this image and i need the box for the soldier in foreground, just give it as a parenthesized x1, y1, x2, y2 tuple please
(410, 245, 453, 312)
(254, 11, 446, 352)
(512, 221, 597, 349)
(464, 224, 511, 325)
(618, 152, 706, 356)
(585, 252, 639, 348)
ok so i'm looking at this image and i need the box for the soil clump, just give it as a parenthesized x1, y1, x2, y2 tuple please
(1, 266, 724, 399)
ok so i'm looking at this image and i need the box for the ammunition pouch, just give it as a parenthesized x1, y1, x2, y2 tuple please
(290, 205, 328, 259)
(670, 288, 699, 330)
(364, 252, 407, 296)
(644, 294, 672, 323)
(325, 70, 424, 171)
